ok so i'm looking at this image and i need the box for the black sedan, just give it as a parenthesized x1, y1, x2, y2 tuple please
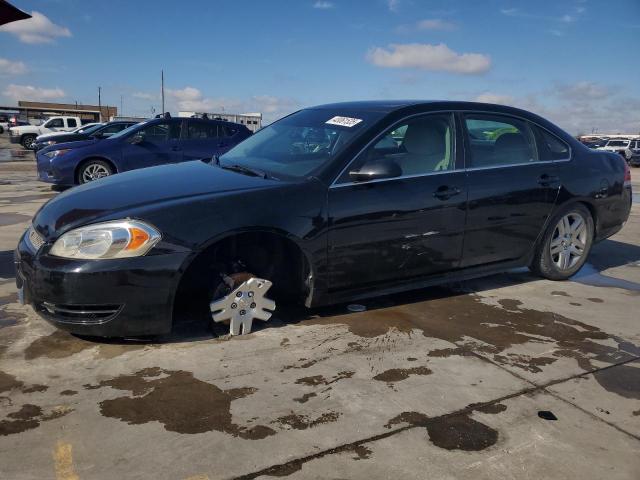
(33, 121, 138, 152)
(15, 101, 632, 338)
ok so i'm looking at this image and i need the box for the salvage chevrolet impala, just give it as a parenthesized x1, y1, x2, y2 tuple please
(15, 101, 633, 337)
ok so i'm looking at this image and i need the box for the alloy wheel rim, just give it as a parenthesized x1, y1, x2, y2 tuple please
(82, 164, 110, 182)
(210, 277, 275, 335)
(550, 212, 587, 271)
(25, 137, 35, 148)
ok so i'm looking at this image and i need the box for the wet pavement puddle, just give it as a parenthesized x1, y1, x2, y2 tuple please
(85, 368, 276, 438)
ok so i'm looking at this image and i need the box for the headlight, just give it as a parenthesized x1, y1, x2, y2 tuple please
(46, 140, 56, 145)
(44, 149, 70, 159)
(50, 220, 161, 259)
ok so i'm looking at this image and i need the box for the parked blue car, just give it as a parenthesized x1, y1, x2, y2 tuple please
(36, 116, 252, 186)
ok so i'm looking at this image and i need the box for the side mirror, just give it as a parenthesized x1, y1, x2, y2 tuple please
(349, 158, 402, 183)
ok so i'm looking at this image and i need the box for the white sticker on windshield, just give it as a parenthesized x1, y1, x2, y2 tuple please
(325, 116, 363, 128)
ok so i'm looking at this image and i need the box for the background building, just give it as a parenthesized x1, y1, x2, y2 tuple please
(0, 101, 117, 124)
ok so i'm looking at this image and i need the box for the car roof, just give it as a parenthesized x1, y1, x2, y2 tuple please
(309, 100, 540, 116)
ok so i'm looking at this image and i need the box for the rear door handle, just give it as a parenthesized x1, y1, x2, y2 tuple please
(537, 174, 560, 187)
(433, 185, 461, 200)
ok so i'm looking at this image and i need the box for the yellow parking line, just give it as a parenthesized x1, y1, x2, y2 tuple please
(53, 441, 79, 480)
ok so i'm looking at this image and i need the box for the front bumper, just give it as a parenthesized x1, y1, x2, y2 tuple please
(15, 231, 191, 337)
(36, 151, 71, 185)
(9, 135, 21, 144)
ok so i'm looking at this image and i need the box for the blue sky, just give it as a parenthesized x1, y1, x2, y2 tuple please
(1, 0, 639, 133)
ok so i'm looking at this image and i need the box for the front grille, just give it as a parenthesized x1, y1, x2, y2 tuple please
(38, 302, 123, 324)
(27, 227, 45, 251)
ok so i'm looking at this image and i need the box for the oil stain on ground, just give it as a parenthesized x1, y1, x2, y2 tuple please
(273, 411, 341, 430)
(0, 370, 47, 395)
(373, 366, 432, 383)
(385, 410, 499, 451)
(303, 290, 639, 378)
(91, 368, 276, 438)
(0, 403, 73, 436)
(24, 330, 144, 360)
(295, 371, 354, 386)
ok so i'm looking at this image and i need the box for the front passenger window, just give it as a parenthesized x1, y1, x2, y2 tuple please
(340, 113, 455, 182)
(140, 122, 181, 143)
(464, 115, 537, 168)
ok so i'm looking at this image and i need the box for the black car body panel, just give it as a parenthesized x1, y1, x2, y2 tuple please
(16, 101, 632, 337)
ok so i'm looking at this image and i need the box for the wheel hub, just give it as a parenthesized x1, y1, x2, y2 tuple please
(550, 212, 588, 271)
(210, 277, 275, 335)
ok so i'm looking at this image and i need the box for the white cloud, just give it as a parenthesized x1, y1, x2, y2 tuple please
(417, 19, 457, 31)
(163, 86, 298, 123)
(0, 11, 71, 44)
(556, 81, 609, 100)
(132, 92, 157, 101)
(463, 82, 640, 135)
(367, 43, 491, 74)
(250, 95, 298, 117)
(387, 0, 400, 12)
(474, 92, 514, 105)
(0, 58, 28, 75)
(500, 8, 519, 16)
(312, 1, 334, 9)
(2, 84, 65, 101)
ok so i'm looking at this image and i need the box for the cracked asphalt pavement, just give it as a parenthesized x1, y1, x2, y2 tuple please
(1, 134, 639, 479)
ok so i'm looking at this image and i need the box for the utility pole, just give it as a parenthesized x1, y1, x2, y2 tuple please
(120, 95, 123, 117)
(98, 86, 102, 121)
(161, 70, 165, 115)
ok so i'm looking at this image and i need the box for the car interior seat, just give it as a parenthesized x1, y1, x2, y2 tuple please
(400, 118, 449, 175)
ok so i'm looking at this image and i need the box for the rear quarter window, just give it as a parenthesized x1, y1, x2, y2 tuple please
(532, 125, 570, 161)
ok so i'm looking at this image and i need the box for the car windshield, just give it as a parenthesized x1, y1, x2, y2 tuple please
(78, 124, 103, 134)
(607, 140, 629, 147)
(108, 121, 145, 139)
(218, 108, 383, 178)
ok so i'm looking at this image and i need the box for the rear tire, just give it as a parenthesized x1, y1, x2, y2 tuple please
(530, 203, 594, 280)
(78, 160, 113, 184)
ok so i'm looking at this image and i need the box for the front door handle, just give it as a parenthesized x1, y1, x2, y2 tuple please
(433, 185, 461, 200)
(537, 174, 560, 187)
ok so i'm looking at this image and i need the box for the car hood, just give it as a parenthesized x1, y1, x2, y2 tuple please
(32, 160, 284, 237)
(37, 131, 76, 141)
(38, 138, 98, 154)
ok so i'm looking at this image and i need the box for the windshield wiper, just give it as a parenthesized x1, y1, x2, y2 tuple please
(219, 163, 269, 179)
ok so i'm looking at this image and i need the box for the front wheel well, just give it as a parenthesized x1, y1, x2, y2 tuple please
(74, 157, 117, 184)
(172, 231, 312, 323)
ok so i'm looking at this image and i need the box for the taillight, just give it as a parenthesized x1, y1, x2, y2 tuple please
(623, 160, 631, 187)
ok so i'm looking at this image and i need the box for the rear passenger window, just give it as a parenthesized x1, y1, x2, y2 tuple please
(464, 115, 537, 168)
(67, 118, 77, 128)
(221, 125, 236, 137)
(187, 122, 219, 139)
(533, 126, 570, 161)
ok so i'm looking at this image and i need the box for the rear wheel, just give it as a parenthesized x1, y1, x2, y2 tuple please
(21, 134, 36, 150)
(531, 204, 594, 280)
(78, 160, 113, 184)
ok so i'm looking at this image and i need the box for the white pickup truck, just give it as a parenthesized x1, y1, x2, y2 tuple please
(9, 116, 83, 150)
